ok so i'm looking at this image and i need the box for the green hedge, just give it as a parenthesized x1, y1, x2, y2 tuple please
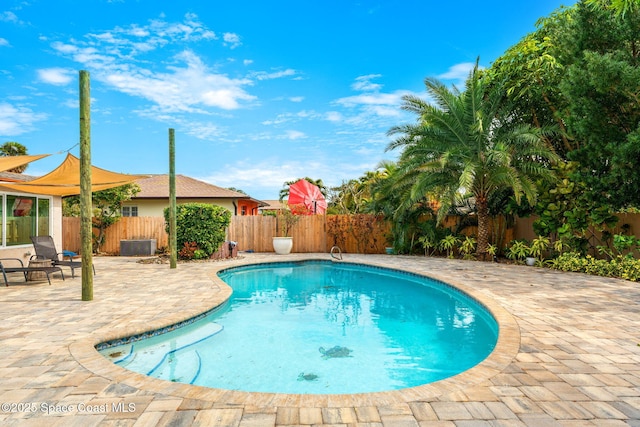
(164, 203, 231, 259)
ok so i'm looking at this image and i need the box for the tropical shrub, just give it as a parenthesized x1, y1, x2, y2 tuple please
(597, 233, 640, 260)
(487, 244, 498, 259)
(178, 242, 198, 260)
(529, 236, 550, 261)
(417, 219, 450, 256)
(459, 236, 477, 260)
(549, 252, 640, 282)
(439, 235, 460, 259)
(164, 203, 231, 259)
(506, 240, 530, 263)
(418, 235, 437, 256)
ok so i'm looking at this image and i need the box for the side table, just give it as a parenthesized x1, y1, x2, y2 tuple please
(27, 258, 52, 281)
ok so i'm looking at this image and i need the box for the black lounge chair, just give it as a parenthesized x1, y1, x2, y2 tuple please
(0, 258, 65, 286)
(30, 236, 95, 278)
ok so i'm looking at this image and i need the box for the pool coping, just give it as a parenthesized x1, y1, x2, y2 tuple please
(68, 256, 520, 407)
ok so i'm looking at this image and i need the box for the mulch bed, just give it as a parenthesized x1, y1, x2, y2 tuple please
(137, 254, 244, 264)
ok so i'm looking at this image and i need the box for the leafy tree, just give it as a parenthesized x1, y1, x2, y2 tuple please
(486, 8, 575, 157)
(163, 203, 231, 259)
(490, 1, 640, 212)
(387, 62, 558, 259)
(561, 2, 640, 210)
(227, 187, 247, 194)
(0, 141, 29, 173)
(64, 183, 140, 252)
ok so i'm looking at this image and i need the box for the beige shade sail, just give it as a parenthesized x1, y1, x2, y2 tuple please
(0, 153, 146, 196)
(0, 154, 50, 173)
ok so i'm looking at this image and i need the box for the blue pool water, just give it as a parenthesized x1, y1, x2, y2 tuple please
(99, 261, 498, 394)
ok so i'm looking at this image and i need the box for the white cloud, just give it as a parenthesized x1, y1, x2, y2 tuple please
(37, 68, 74, 85)
(336, 76, 409, 110)
(53, 45, 256, 112)
(0, 38, 9, 47)
(223, 32, 241, 49)
(261, 110, 322, 126)
(251, 69, 297, 81)
(325, 111, 343, 122)
(437, 62, 481, 86)
(46, 15, 292, 113)
(202, 159, 306, 193)
(243, 59, 253, 66)
(284, 130, 306, 140)
(134, 107, 228, 140)
(183, 122, 224, 140)
(201, 158, 332, 198)
(0, 11, 18, 23)
(0, 102, 47, 136)
(335, 92, 405, 108)
(200, 157, 379, 199)
(352, 74, 382, 92)
(331, 75, 416, 124)
(289, 96, 304, 102)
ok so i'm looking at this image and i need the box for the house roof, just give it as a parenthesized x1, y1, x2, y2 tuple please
(0, 171, 36, 183)
(259, 200, 286, 210)
(134, 175, 265, 205)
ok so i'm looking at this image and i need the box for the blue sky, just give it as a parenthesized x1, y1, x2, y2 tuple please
(1, 0, 575, 201)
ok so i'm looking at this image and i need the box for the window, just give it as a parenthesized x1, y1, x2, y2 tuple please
(241, 205, 247, 216)
(122, 206, 138, 217)
(38, 199, 50, 237)
(1, 194, 51, 246)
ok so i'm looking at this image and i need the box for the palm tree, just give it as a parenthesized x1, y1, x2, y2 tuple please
(331, 163, 396, 214)
(367, 160, 438, 253)
(387, 62, 558, 259)
(585, 0, 639, 16)
(278, 177, 327, 202)
(0, 141, 28, 173)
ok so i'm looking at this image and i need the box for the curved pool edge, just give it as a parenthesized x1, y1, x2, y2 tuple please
(69, 255, 521, 407)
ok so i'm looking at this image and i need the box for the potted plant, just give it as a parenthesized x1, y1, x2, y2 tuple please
(273, 207, 301, 255)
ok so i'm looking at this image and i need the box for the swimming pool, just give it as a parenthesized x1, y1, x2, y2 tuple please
(98, 260, 498, 394)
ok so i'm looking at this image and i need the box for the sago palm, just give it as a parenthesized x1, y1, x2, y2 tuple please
(387, 62, 558, 259)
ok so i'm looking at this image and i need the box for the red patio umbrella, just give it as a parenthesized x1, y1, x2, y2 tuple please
(287, 179, 327, 214)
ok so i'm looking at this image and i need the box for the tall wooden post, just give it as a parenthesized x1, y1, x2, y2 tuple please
(79, 70, 93, 300)
(169, 128, 177, 269)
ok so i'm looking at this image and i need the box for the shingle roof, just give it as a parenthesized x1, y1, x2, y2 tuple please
(133, 175, 249, 199)
(0, 171, 36, 182)
(260, 200, 286, 210)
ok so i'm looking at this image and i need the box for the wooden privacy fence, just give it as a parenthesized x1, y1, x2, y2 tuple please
(227, 214, 391, 254)
(63, 216, 169, 255)
(63, 215, 391, 255)
(62, 214, 515, 255)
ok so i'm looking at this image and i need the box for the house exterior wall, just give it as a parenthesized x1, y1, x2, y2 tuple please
(0, 195, 62, 264)
(237, 199, 261, 216)
(123, 198, 237, 217)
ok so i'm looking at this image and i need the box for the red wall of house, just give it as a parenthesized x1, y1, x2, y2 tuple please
(237, 200, 260, 215)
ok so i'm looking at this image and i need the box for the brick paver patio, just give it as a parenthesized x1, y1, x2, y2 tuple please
(0, 253, 638, 426)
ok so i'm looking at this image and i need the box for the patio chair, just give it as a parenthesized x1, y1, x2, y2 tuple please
(30, 236, 95, 278)
(0, 258, 65, 286)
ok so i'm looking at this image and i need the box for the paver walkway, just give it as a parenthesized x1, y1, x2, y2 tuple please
(0, 253, 638, 426)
